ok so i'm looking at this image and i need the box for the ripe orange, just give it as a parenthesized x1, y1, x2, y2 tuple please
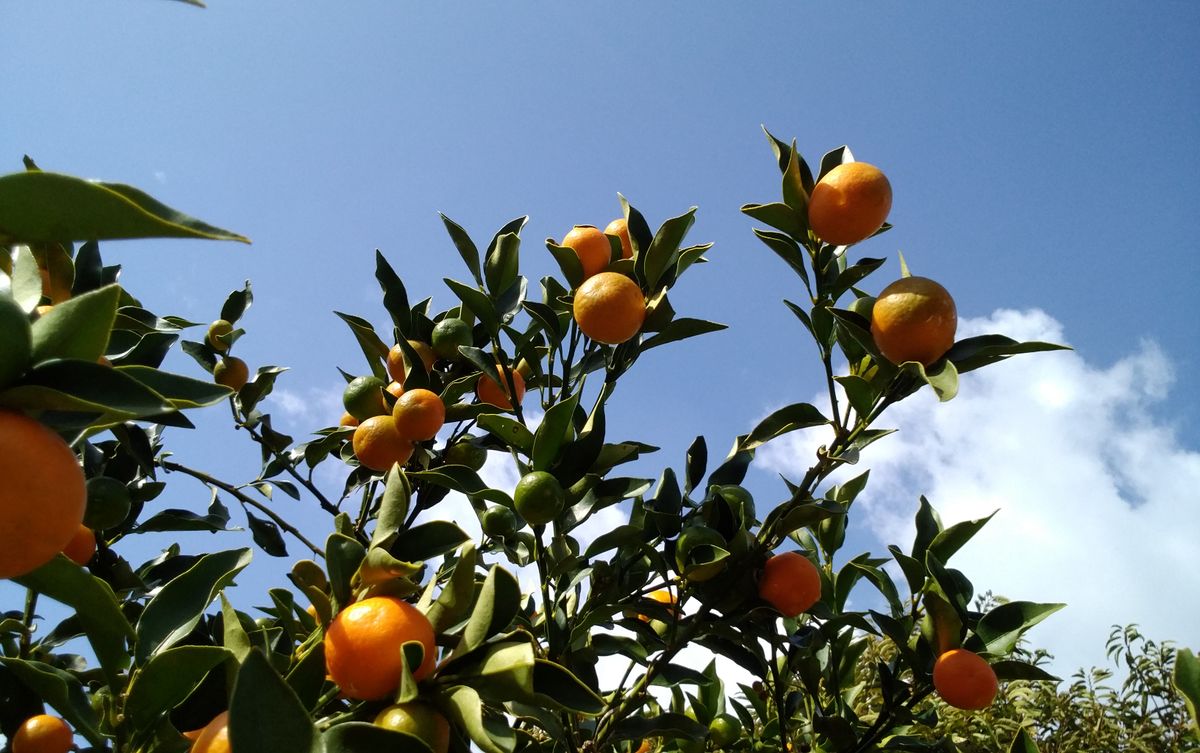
(870, 276, 957, 366)
(206, 319, 234, 352)
(637, 589, 678, 623)
(0, 411, 86, 579)
(807, 162, 893, 246)
(387, 341, 437, 383)
(12, 714, 73, 753)
(573, 272, 645, 345)
(758, 551, 821, 618)
(392, 388, 445, 441)
(386, 381, 405, 398)
(190, 711, 230, 753)
(476, 366, 525, 410)
(562, 225, 612, 279)
(374, 702, 452, 753)
(324, 596, 437, 700)
(933, 649, 998, 710)
(62, 524, 96, 566)
(352, 416, 414, 472)
(604, 218, 634, 259)
(213, 356, 249, 391)
(339, 412, 360, 428)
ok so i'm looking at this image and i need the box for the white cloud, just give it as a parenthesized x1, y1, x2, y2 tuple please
(759, 309, 1200, 677)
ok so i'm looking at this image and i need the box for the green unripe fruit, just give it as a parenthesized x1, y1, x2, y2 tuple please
(431, 317, 472, 361)
(0, 296, 32, 388)
(481, 506, 517, 538)
(206, 319, 234, 352)
(374, 702, 451, 753)
(708, 713, 742, 746)
(847, 295, 876, 320)
(342, 375, 389, 421)
(84, 476, 132, 530)
(445, 438, 487, 470)
(513, 471, 565, 526)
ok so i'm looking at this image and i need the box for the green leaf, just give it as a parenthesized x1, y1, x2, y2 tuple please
(447, 641, 536, 703)
(990, 660, 1059, 682)
(582, 525, 644, 559)
(926, 511, 997, 565)
(532, 389, 580, 470)
(642, 207, 696, 290)
(781, 140, 809, 216)
(609, 713, 707, 742)
(135, 548, 253, 664)
(485, 231, 521, 296)
(440, 213, 483, 286)
(323, 722, 436, 753)
(532, 659, 605, 715)
(334, 311, 390, 382)
(0, 170, 249, 244)
(751, 229, 811, 293)
(372, 467, 412, 547)
(640, 318, 727, 352)
(125, 645, 232, 729)
(1008, 727, 1041, 753)
(1173, 647, 1200, 733)
(970, 601, 1065, 656)
(327, 532, 366, 612)
(220, 281, 253, 324)
(477, 413, 534, 454)
(352, 547, 422, 590)
(30, 284, 120, 363)
(912, 496, 943, 564)
(947, 335, 1071, 374)
(390, 521, 470, 562)
(16, 555, 136, 686)
(444, 685, 515, 753)
(246, 511, 288, 557)
(444, 278, 500, 336)
(741, 202, 806, 241)
(818, 145, 855, 180)
(741, 402, 828, 450)
(2, 359, 175, 424)
(425, 542, 478, 634)
(221, 593, 252, 662)
(457, 565, 521, 656)
(117, 365, 232, 408)
(0, 658, 105, 746)
(545, 241, 584, 289)
(10, 245, 42, 310)
(230, 649, 319, 753)
(375, 251, 413, 336)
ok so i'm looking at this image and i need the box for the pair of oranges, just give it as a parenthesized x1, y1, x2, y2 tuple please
(561, 220, 646, 346)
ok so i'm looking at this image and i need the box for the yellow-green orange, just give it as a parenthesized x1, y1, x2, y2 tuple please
(708, 714, 742, 747)
(374, 702, 452, 753)
(870, 276, 957, 366)
(481, 506, 517, 537)
(343, 375, 389, 421)
(206, 319, 234, 352)
(0, 410, 86, 579)
(513, 471, 564, 525)
(213, 357, 249, 391)
(431, 318, 472, 361)
(445, 438, 487, 470)
(807, 162, 893, 246)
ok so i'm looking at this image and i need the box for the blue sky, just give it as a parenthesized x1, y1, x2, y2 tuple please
(3, 1, 1198, 677)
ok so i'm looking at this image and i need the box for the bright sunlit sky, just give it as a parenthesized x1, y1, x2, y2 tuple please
(3, 2, 1198, 679)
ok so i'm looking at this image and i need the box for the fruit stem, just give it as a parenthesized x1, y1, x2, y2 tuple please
(160, 459, 325, 558)
(19, 589, 37, 657)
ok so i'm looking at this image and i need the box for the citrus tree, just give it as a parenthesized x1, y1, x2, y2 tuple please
(1, 136, 1196, 753)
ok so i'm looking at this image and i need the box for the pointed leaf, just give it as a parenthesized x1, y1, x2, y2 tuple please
(459, 565, 520, 655)
(971, 601, 1065, 656)
(532, 659, 604, 715)
(640, 318, 727, 352)
(0, 658, 104, 746)
(30, 284, 120, 363)
(125, 646, 232, 729)
(229, 649, 319, 753)
(440, 214, 483, 285)
(741, 402, 828, 450)
(1173, 647, 1200, 732)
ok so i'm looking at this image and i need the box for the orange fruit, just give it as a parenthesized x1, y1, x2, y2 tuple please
(870, 277, 957, 366)
(573, 271, 645, 345)
(933, 649, 998, 710)
(562, 225, 612, 279)
(206, 319, 234, 352)
(604, 218, 634, 259)
(12, 714, 73, 753)
(213, 357, 249, 391)
(476, 366, 525, 410)
(758, 551, 821, 617)
(352, 416, 414, 472)
(324, 596, 437, 700)
(387, 341, 437, 383)
(513, 471, 564, 526)
(190, 711, 230, 753)
(386, 381, 405, 398)
(339, 412, 360, 428)
(62, 524, 96, 566)
(637, 589, 678, 623)
(392, 388, 445, 441)
(807, 162, 893, 246)
(374, 702, 452, 753)
(0, 411, 86, 579)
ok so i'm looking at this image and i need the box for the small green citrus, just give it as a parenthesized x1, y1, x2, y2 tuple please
(83, 476, 132, 530)
(513, 471, 565, 526)
(343, 375, 389, 421)
(431, 318, 472, 361)
(708, 714, 742, 747)
(444, 438, 487, 470)
(374, 702, 452, 753)
(206, 319, 234, 352)
(480, 506, 517, 538)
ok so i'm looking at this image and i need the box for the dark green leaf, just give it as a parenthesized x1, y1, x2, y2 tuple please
(0, 170, 248, 244)
(990, 660, 1059, 682)
(323, 721, 436, 753)
(752, 229, 811, 293)
(372, 468, 412, 547)
(230, 649, 319, 753)
(458, 565, 520, 656)
(1008, 727, 1042, 753)
(135, 548, 252, 664)
(610, 712, 707, 742)
(375, 251, 412, 336)
(327, 532, 367, 612)
(741, 202, 806, 241)
(741, 403, 828, 450)
(440, 214, 483, 285)
(971, 601, 1065, 656)
(642, 207, 696, 290)
(220, 281, 252, 324)
(485, 232, 520, 296)
(426, 542, 477, 634)
(246, 511, 288, 557)
(640, 318, 727, 352)
(532, 389, 580, 470)
(334, 311, 389, 382)
(444, 685, 515, 753)
(532, 659, 604, 715)
(444, 279, 500, 336)
(926, 511, 996, 565)
(0, 658, 104, 746)
(947, 335, 1071, 375)
(477, 413, 534, 454)
(545, 241, 584, 289)
(30, 284, 120, 363)
(125, 646, 232, 729)
(390, 521, 470, 562)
